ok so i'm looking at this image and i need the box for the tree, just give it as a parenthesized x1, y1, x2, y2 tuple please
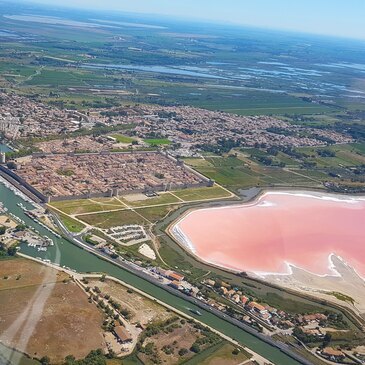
(0, 226, 6, 235)
(322, 333, 332, 348)
(83, 349, 106, 365)
(178, 348, 188, 356)
(6, 161, 16, 170)
(40, 356, 50, 365)
(64, 354, 76, 365)
(7, 246, 17, 256)
(190, 343, 201, 353)
(15, 224, 26, 231)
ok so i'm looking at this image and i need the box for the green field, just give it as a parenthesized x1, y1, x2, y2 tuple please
(297, 144, 365, 168)
(136, 205, 178, 223)
(78, 209, 147, 229)
(1, 4, 365, 120)
(50, 197, 125, 215)
(138, 81, 336, 116)
(181, 342, 251, 365)
(143, 138, 171, 146)
(77, 204, 177, 227)
(184, 151, 365, 192)
(173, 185, 232, 201)
(186, 156, 262, 191)
(110, 134, 136, 144)
(50, 187, 231, 219)
(122, 192, 180, 207)
(349, 142, 365, 155)
(57, 212, 86, 233)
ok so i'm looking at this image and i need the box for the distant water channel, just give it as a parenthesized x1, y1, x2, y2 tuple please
(0, 182, 302, 365)
(81, 63, 225, 79)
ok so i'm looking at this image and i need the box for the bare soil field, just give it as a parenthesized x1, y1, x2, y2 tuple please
(0, 258, 67, 290)
(0, 258, 105, 363)
(88, 278, 172, 325)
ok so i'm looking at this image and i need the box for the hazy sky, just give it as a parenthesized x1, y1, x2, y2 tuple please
(26, 0, 365, 40)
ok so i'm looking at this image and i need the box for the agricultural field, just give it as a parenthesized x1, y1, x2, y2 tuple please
(0, 258, 105, 363)
(185, 145, 365, 193)
(297, 143, 365, 168)
(184, 156, 264, 192)
(1, 1, 365, 121)
(184, 87, 333, 116)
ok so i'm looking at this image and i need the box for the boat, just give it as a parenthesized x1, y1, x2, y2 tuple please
(189, 308, 202, 316)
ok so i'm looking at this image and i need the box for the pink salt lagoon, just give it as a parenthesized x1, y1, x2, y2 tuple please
(172, 191, 365, 278)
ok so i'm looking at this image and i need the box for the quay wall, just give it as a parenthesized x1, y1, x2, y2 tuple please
(0, 166, 46, 203)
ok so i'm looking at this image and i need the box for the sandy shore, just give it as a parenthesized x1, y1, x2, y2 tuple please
(260, 254, 365, 319)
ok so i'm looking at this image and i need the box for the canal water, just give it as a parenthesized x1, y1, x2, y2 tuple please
(0, 142, 11, 153)
(0, 183, 302, 365)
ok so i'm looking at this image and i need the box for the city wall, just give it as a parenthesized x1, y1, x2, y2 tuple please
(0, 165, 47, 203)
(48, 181, 210, 202)
(2, 151, 213, 204)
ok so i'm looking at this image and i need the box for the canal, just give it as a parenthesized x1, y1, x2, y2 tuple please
(0, 142, 12, 153)
(0, 182, 303, 365)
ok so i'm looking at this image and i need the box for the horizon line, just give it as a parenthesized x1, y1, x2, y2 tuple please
(9, 0, 365, 42)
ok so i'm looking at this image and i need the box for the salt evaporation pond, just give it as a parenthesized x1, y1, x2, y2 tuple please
(172, 192, 365, 278)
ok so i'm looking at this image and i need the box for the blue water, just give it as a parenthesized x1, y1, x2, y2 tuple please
(0, 143, 11, 152)
(82, 63, 225, 79)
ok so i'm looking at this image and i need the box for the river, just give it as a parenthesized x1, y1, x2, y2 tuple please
(0, 182, 303, 365)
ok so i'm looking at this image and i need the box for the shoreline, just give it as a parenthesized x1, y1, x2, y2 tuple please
(168, 189, 365, 280)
